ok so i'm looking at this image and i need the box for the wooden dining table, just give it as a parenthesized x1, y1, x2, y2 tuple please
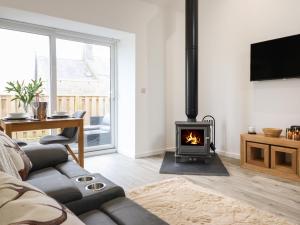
(0, 117, 85, 167)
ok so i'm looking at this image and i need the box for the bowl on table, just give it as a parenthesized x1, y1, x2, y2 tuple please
(51, 111, 69, 118)
(262, 128, 282, 137)
(55, 111, 67, 116)
(8, 112, 28, 119)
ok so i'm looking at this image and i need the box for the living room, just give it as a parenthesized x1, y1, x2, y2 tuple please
(0, 0, 300, 225)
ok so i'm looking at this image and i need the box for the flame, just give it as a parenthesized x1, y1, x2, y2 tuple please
(185, 132, 201, 145)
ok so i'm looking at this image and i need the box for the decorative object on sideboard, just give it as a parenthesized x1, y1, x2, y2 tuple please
(262, 128, 282, 138)
(248, 126, 256, 134)
(286, 125, 300, 141)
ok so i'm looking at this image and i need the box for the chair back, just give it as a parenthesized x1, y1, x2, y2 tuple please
(61, 111, 86, 139)
(90, 116, 103, 125)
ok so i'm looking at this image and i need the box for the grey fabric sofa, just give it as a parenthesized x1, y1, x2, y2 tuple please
(22, 144, 168, 225)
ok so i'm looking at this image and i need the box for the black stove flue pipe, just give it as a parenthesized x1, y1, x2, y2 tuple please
(185, 0, 198, 122)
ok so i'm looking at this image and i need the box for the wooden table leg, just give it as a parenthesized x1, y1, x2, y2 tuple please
(78, 120, 84, 168)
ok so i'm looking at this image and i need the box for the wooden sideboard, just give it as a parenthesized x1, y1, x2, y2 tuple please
(240, 133, 300, 181)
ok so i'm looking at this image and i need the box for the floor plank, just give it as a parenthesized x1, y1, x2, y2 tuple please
(85, 153, 300, 224)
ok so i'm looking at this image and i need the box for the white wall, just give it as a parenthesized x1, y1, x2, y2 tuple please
(165, 0, 300, 158)
(164, 8, 185, 150)
(0, 0, 168, 158)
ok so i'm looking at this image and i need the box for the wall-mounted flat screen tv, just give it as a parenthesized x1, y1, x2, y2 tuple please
(251, 34, 300, 81)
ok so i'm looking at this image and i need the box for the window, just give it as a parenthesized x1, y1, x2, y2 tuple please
(0, 28, 50, 141)
(0, 20, 117, 152)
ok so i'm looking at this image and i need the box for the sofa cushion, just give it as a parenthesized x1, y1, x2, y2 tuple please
(101, 197, 169, 225)
(22, 144, 68, 172)
(56, 161, 90, 178)
(0, 131, 32, 180)
(0, 138, 21, 180)
(27, 174, 82, 204)
(0, 171, 85, 225)
(27, 167, 62, 180)
(79, 210, 117, 225)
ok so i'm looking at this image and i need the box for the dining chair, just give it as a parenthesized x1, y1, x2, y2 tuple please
(39, 111, 86, 164)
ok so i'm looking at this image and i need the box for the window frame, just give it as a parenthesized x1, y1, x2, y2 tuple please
(0, 19, 118, 152)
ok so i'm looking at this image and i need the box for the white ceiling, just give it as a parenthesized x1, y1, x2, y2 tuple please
(136, 0, 171, 6)
(135, 0, 184, 11)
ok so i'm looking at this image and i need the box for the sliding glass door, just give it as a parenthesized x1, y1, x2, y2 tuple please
(0, 20, 116, 152)
(56, 38, 114, 151)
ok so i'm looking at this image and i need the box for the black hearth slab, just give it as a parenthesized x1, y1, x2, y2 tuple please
(159, 152, 229, 176)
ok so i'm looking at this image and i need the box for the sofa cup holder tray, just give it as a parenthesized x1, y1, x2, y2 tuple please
(76, 175, 96, 182)
(85, 182, 106, 191)
(73, 174, 108, 192)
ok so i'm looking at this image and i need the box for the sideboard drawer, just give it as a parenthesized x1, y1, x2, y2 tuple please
(271, 146, 297, 175)
(246, 142, 270, 168)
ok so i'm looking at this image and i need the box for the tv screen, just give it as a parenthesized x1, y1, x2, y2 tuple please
(251, 34, 300, 81)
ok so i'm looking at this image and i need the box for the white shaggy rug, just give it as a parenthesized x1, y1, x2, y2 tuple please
(127, 177, 294, 225)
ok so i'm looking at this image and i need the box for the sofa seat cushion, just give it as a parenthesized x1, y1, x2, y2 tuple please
(101, 197, 168, 225)
(0, 171, 85, 225)
(27, 167, 62, 180)
(27, 174, 82, 204)
(79, 210, 117, 225)
(56, 161, 90, 178)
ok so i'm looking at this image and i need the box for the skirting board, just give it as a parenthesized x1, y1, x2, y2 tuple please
(216, 149, 240, 159)
(84, 149, 117, 158)
(135, 148, 167, 159)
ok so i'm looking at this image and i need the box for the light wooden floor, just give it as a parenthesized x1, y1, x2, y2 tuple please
(85, 153, 300, 224)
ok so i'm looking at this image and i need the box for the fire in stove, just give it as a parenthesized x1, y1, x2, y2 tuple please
(186, 132, 201, 145)
(181, 129, 204, 146)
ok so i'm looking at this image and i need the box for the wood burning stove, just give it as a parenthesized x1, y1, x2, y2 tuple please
(175, 0, 215, 163)
(175, 121, 212, 163)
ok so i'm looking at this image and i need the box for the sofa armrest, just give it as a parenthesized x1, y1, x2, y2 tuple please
(22, 144, 68, 172)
